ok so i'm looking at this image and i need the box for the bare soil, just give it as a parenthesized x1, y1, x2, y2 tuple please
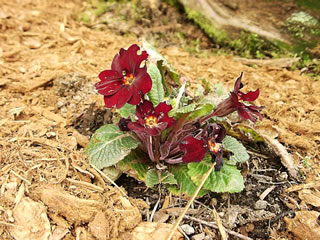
(0, 0, 319, 240)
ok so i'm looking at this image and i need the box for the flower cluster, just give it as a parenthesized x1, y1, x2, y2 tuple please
(96, 44, 264, 170)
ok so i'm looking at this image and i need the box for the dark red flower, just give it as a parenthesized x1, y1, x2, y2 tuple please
(128, 100, 176, 136)
(204, 73, 263, 123)
(95, 44, 152, 109)
(179, 123, 225, 170)
(217, 73, 263, 122)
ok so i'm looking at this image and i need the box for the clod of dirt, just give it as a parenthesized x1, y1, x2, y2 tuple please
(36, 185, 143, 239)
(119, 222, 183, 240)
(38, 185, 102, 224)
(285, 210, 320, 240)
(9, 197, 51, 240)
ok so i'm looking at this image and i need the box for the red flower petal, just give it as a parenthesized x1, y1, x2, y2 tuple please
(155, 102, 172, 115)
(127, 87, 141, 105)
(238, 108, 257, 122)
(111, 44, 148, 75)
(96, 81, 123, 96)
(145, 127, 160, 136)
(116, 87, 133, 109)
(137, 100, 154, 118)
(103, 93, 119, 108)
(128, 122, 144, 133)
(180, 136, 207, 163)
(133, 69, 152, 94)
(98, 70, 122, 82)
(240, 89, 260, 102)
(233, 72, 243, 92)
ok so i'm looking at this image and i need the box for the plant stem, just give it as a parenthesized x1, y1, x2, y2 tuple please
(154, 135, 161, 165)
(166, 162, 216, 240)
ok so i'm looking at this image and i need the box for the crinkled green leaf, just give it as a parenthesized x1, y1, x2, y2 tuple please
(169, 103, 196, 117)
(187, 103, 213, 120)
(188, 155, 245, 193)
(117, 103, 136, 119)
(160, 171, 177, 185)
(117, 149, 149, 181)
(86, 124, 138, 169)
(146, 169, 159, 188)
(169, 164, 208, 196)
(222, 136, 250, 165)
(147, 63, 165, 107)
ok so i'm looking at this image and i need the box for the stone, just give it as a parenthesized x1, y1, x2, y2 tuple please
(254, 200, 268, 210)
(181, 224, 195, 235)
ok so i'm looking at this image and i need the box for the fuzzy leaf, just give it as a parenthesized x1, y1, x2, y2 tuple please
(117, 103, 136, 119)
(146, 169, 159, 188)
(188, 103, 213, 120)
(222, 136, 250, 165)
(188, 155, 245, 193)
(147, 63, 165, 107)
(117, 149, 149, 181)
(143, 41, 179, 85)
(170, 164, 207, 196)
(86, 124, 138, 169)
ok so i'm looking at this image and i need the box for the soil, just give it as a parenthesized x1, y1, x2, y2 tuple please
(0, 0, 319, 240)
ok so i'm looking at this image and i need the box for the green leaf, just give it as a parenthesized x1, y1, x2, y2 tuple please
(215, 82, 225, 97)
(147, 63, 165, 107)
(117, 149, 149, 181)
(146, 169, 159, 188)
(102, 166, 122, 181)
(187, 103, 213, 120)
(117, 103, 136, 119)
(86, 124, 138, 169)
(160, 171, 177, 185)
(169, 164, 207, 196)
(222, 136, 250, 165)
(143, 41, 180, 85)
(188, 155, 245, 193)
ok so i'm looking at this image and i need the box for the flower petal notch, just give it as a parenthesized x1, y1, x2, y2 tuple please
(96, 44, 152, 109)
(128, 100, 176, 136)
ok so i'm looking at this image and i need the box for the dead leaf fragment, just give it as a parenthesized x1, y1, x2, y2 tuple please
(119, 222, 183, 240)
(88, 211, 108, 240)
(9, 197, 51, 240)
(285, 211, 320, 240)
(299, 189, 320, 207)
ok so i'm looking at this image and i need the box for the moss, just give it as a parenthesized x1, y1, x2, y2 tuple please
(185, 8, 229, 45)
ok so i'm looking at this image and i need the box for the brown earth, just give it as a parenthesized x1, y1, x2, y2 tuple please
(0, 0, 319, 240)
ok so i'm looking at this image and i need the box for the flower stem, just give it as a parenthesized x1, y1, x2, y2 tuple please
(154, 135, 161, 165)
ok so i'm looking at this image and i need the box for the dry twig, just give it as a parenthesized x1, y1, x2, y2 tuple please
(166, 162, 216, 240)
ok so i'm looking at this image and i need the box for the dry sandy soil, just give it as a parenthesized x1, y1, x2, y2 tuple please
(0, 0, 319, 239)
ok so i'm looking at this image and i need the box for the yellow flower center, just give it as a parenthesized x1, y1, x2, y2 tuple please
(123, 73, 135, 86)
(145, 115, 159, 127)
(238, 95, 243, 103)
(208, 139, 221, 153)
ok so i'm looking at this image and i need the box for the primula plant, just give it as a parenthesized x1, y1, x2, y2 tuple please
(86, 43, 264, 196)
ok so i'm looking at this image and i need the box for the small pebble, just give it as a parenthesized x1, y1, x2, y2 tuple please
(192, 232, 205, 240)
(181, 224, 195, 235)
(254, 200, 268, 210)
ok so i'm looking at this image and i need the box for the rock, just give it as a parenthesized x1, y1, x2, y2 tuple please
(192, 232, 205, 240)
(181, 224, 195, 235)
(254, 200, 268, 210)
